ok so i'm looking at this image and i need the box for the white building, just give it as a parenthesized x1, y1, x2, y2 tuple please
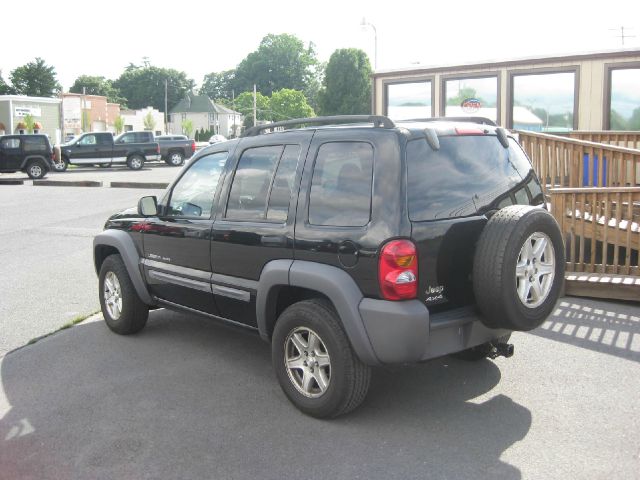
(120, 106, 165, 135)
(168, 93, 242, 139)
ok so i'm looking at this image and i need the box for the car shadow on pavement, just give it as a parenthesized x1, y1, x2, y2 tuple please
(0, 309, 531, 480)
(531, 297, 640, 362)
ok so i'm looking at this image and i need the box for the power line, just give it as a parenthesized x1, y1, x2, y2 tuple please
(609, 26, 636, 46)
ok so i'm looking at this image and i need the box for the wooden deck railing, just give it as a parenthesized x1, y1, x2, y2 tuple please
(517, 131, 640, 196)
(549, 187, 639, 276)
(559, 131, 640, 150)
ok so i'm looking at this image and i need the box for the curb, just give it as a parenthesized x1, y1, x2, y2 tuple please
(110, 181, 169, 189)
(33, 180, 103, 187)
(0, 179, 25, 185)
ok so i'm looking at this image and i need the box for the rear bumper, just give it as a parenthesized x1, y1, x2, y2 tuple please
(358, 299, 510, 364)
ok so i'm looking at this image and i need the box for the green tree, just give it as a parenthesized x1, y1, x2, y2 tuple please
(270, 89, 314, 121)
(23, 114, 36, 133)
(200, 70, 235, 102)
(143, 112, 156, 131)
(69, 75, 126, 104)
(446, 87, 481, 106)
(234, 34, 318, 97)
(318, 49, 371, 115)
(0, 71, 14, 95)
(10, 57, 61, 97)
(628, 107, 640, 130)
(114, 65, 195, 112)
(182, 119, 194, 138)
(114, 116, 125, 134)
(235, 91, 271, 127)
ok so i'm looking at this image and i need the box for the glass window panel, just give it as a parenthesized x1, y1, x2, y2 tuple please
(386, 81, 432, 120)
(226, 146, 282, 221)
(512, 72, 575, 132)
(445, 76, 498, 122)
(610, 68, 640, 131)
(309, 142, 373, 227)
(167, 152, 227, 218)
(266, 145, 301, 222)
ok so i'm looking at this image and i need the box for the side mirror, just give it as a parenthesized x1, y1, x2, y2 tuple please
(138, 196, 158, 216)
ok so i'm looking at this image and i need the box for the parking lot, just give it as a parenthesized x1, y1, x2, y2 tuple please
(0, 179, 639, 479)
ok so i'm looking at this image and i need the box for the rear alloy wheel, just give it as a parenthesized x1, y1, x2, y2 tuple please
(166, 151, 184, 166)
(127, 155, 144, 170)
(272, 299, 371, 418)
(26, 159, 47, 179)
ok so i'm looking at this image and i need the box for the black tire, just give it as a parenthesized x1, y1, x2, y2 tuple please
(126, 155, 144, 170)
(272, 299, 371, 418)
(53, 157, 68, 172)
(473, 205, 564, 331)
(26, 159, 47, 179)
(98, 254, 149, 335)
(452, 334, 512, 361)
(165, 151, 184, 166)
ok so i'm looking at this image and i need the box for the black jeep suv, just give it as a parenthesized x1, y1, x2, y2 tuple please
(0, 134, 55, 179)
(93, 116, 564, 418)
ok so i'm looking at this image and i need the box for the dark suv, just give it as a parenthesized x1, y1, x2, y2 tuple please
(0, 134, 55, 179)
(93, 116, 564, 418)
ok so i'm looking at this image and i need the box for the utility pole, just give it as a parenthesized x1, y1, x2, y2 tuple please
(609, 26, 635, 46)
(164, 79, 168, 134)
(232, 89, 236, 138)
(253, 84, 257, 127)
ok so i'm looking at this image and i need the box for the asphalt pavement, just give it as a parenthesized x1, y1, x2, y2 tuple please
(0, 300, 638, 479)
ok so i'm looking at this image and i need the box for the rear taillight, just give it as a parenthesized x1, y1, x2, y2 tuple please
(191, 141, 196, 153)
(378, 239, 418, 300)
(455, 127, 485, 135)
(156, 145, 160, 154)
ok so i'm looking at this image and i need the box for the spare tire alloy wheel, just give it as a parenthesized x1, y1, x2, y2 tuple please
(473, 205, 564, 332)
(516, 232, 555, 308)
(53, 158, 68, 172)
(284, 327, 331, 398)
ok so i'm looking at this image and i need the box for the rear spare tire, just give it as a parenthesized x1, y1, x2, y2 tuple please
(473, 205, 564, 331)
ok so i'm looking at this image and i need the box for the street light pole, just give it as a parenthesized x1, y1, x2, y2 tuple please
(360, 17, 378, 70)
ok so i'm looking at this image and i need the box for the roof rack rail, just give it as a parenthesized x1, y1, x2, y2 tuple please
(241, 115, 396, 137)
(401, 117, 497, 127)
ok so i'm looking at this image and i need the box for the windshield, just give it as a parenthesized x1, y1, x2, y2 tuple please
(406, 135, 538, 221)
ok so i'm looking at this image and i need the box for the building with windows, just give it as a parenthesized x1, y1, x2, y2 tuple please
(0, 95, 62, 142)
(61, 93, 121, 137)
(168, 92, 243, 139)
(372, 49, 640, 132)
(120, 106, 164, 135)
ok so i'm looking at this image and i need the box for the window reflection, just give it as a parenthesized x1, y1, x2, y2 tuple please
(512, 71, 575, 132)
(445, 76, 498, 122)
(610, 68, 640, 131)
(386, 81, 432, 120)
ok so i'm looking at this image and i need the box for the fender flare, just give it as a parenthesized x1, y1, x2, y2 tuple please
(256, 260, 380, 365)
(20, 155, 49, 170)
(93, 229, 154, 305)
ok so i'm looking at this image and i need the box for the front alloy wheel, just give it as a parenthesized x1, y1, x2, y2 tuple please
(103, 271, 123, 320)
(515, 232, 555, 309)
(284, 327, 331, 398)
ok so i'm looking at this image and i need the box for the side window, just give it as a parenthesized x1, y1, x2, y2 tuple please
(1, 138, 21, 149)
(308, 142, 374, 227)
(23, 137, 47, 152)
(96, 134, 112, 145)
(119, 133, 133, 143)
(166, 152, 227, 218)
(225, 145, 282, 221)
(266, 145, 301, 222)
(79, 134, 97, 145)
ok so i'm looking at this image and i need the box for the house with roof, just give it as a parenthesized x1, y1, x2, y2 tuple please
(168, 92, 242, 139)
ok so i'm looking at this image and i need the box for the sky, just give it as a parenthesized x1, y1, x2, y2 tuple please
(1, 0, 639, 91)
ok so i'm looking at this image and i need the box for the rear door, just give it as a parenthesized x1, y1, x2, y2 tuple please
(209, 131, 312, 326)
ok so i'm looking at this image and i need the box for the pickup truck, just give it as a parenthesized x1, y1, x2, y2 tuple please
(55, 131, 160, 171)
(155, 135, 196, 166)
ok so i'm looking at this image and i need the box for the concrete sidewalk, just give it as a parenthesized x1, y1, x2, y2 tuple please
(1, 298, 638, 479)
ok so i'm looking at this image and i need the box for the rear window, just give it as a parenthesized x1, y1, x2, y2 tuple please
(23, 136, 48, 152)
(407, 135, 535, 221)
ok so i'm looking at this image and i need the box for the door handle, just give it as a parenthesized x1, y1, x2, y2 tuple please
(261, 235, 286, 247)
